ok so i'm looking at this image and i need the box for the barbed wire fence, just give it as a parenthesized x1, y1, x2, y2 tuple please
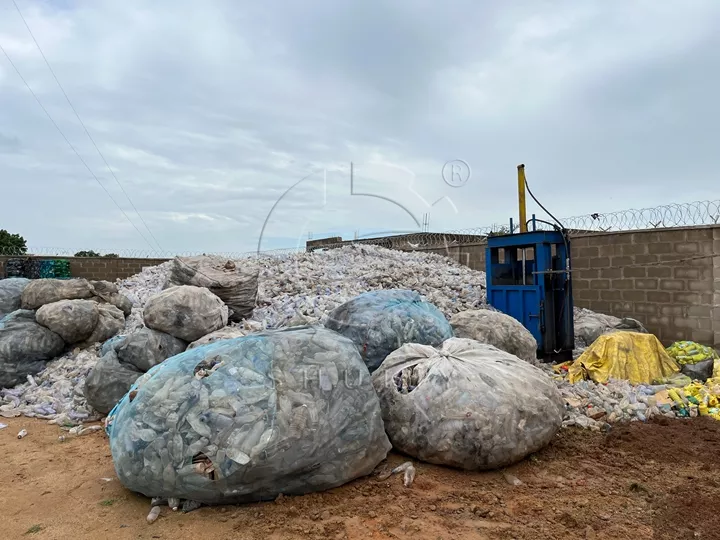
(2, 200, 719, 259)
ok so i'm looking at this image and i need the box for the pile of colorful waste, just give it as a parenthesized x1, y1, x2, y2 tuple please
(551, 333, 720, 429)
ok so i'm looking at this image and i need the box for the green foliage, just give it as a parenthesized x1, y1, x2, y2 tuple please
(102, 253, 119, 258)
(74, 250, 101, 257)
(0, 229, 27, 255)
(99, 499, 117, 507)
(487, 226, 511, 237)
(24, 525, 42, 535)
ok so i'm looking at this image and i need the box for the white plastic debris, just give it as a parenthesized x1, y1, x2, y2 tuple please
(17, 428, 27, 439)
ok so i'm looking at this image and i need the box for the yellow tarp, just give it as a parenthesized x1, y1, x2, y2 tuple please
(568, 331, 679, 385)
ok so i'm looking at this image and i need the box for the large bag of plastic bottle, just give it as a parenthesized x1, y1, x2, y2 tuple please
(372, 337, 563, 470)
(324, 289, 453, 373)
(0, 278, 30, 318)
(106, 326, 390, 504)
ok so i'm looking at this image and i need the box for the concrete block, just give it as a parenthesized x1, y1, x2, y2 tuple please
(589, 257, 611, 268)
(647, 291, 672, 303)
(611, 256, 634, 267)
(634, 254, 659, 265)
(633, 303, 658, 315)
(600, 290, 623, 301)
(685, 229, 712, 241)
(692, 330, 714, 343)
(647, 266, 672, 278)
(578, 246, 599, 258)
(673, 267, 701, 279)
(649, 242, 673, 254)
(598, 245, 616, 257)
(621, 243, 648, 256)
(611, 302, 633, 313)
(571, 236, 590, 247)
(688, 305, 711, 318)
(673, 292, 701, 304)
(688, 280, 713, 292)
(593, 279, 611, 290)
(634, 278, 658, 290)
(662, 306, 685, 317)
(698, 318, 712, 330)
(623, 266, 647, 278)
(622, 290, 646, 302)
(589, 300, 611, 313)
(575, 269, 600, 280)
(660, 279, 685, 291)
(600, 267, 622, 279)
(612, 279, 634, 290)
(577, 289, 599, 301)
(674, 242, 699, 254)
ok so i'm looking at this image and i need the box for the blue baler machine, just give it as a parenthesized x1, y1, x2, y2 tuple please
(485, 165, 575, 362)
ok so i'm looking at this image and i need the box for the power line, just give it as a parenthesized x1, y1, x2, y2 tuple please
(11, 0, 164, 253)
(0, 43, 158, 253)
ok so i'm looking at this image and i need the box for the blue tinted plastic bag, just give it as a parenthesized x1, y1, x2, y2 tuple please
(324, 289, 453, 372)
(106, 326, 390, 504)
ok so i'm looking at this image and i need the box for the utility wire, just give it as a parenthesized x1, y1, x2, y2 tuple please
(11, 0, 164, 253)
(0, 43, 158, 252)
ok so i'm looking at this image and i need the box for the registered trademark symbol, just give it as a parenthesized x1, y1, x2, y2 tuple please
(441, 159, 471, 187)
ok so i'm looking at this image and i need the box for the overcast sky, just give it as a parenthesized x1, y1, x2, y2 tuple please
(1, 0, 719, 255)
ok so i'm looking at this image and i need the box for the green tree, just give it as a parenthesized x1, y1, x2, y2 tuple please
(0, 229, 27, 255)
(487, 225, 511, 237)
(74, 250, 101, 257)
(102, 253, 119, 258)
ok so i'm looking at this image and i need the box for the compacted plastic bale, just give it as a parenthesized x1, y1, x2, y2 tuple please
(372, 338, 564, 470)
(0, 310, 65, 388)
(168, 256, 258, 323)
(107, 326, 390, 504)
(36, 299, 100, 344)
(0, 278, 30, 318)
(324, 289, 453, 373)
(143, 285, 228, 342)
(450, 309, 538, 363)
(21, 278, 95, 309)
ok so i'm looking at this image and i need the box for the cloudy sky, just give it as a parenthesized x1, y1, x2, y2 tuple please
(1, 0, 718, 255)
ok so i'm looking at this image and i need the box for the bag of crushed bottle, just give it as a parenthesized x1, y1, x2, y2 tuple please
(106, 326, 390, 504)
(372, 338, 564, 470)
(324, 289, 453, 373)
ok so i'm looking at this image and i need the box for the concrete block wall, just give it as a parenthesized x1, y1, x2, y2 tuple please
(571, 226, 718, 346)
(0, 256, 170, 282)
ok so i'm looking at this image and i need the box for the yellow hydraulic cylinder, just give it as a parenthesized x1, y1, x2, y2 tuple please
(517, 164, 527, 232)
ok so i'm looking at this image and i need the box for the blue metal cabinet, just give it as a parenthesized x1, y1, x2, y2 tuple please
(485, 230, 574, 362)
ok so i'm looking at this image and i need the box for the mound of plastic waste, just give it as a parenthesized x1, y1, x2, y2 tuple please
(574, 307, 648, 348)
(325, 289, 453, 372)
(372, 338, 563, 470)
(107, 326, 390, 504)
(143, 285, 228, 342)
(449, 309, 538, 363)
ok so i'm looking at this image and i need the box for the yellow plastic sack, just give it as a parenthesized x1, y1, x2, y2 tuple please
(568, 331, 679, 385)
(666, 341, 719, 365)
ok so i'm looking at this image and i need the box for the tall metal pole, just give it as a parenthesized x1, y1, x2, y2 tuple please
(517, 164, 528, 233)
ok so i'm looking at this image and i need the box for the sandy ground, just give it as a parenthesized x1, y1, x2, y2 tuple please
(1, 416, 719, 540)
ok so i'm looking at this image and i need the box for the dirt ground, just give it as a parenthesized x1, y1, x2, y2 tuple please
(1, 417, 719, 540)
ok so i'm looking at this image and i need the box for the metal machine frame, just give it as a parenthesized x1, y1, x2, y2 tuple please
(484, 165, 574, 362)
